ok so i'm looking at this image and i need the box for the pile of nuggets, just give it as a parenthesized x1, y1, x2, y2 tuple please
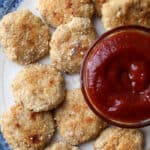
(0, 0, 149, 149)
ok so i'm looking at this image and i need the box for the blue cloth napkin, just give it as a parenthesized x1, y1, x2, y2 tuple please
(0, 0, 23, 19)
(0, 130, 10, 150)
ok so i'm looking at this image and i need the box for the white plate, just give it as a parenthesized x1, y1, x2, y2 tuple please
(0, 0, 150, 149)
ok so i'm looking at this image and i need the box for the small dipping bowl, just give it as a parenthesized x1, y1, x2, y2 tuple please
(81, 26, 150, 128)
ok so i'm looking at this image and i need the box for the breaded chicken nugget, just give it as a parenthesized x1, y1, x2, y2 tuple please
(50, 17, 97, 74)
(94, 127, 144, 150)
(11, 64, 65, 112)
(102, 0, 150, 30)
(0, 9, 50, 64)
(45, 141, 79, 150)
(37, 0, 94, 28)
(55, 89, 107, 145)
(0, 104, 55, 150)
(92, 0, 108, 16)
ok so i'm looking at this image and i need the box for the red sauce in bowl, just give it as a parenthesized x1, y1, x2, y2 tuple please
(81, 26, 150, 127)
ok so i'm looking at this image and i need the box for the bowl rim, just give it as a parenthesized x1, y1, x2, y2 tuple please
(80, 25, 150, 128)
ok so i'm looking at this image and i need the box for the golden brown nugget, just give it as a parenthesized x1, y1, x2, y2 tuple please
(94, 127, 144, 150)
(11, 64, 65, 112)
(102, 0, 150, 30)
(0, 9, 50, 64)
(92, 0, 108, 16)
(37, 0, 94, 27)
(55, 89, 107, 145)
(0, 104, 55, 150)
(50, 17, 97, 74)
(45, 141, 79, 150)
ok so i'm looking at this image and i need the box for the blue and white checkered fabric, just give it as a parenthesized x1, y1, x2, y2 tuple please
(0, 0, 23, 18)
(0, 129, 10, 150)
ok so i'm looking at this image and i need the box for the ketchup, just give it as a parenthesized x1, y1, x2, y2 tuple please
(82, 27, 150, 124)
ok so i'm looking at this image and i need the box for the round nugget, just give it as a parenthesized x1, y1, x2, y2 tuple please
(94, 127, 144, 150)
(11, 64, 65, 112)
(50, 17, 97, 74)
(0, 104, 55, 150)
(0, 9, 50, 64)
(102, 0, 150, 30)
(37, 0, 94, 28)
(55, 89, 107, 145)
(45, 141, 79, 150)
(92, 0, 108, 16)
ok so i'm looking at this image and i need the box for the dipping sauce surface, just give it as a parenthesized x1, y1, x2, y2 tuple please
(83, 28, 150, 124)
